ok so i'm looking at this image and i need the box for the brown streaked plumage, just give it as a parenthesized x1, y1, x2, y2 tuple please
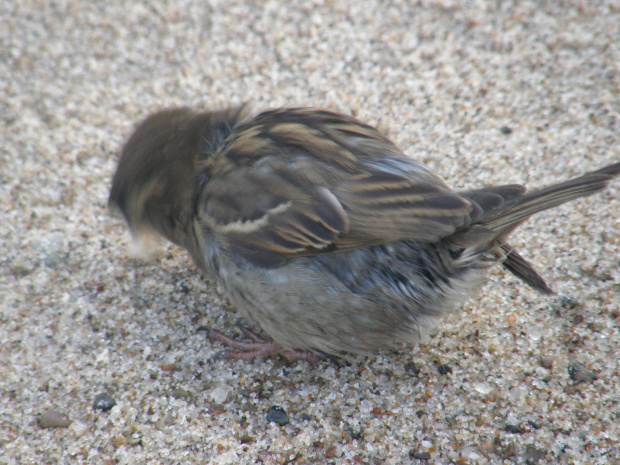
(109, 106, 620, 358)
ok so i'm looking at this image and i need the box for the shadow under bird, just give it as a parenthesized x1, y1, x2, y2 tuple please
(109, 106, 620, 360)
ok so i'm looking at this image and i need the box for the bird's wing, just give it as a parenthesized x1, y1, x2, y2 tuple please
(198, 108, 476, 267)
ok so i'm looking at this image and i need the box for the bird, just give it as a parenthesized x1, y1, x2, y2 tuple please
(109, 105, 620, 360)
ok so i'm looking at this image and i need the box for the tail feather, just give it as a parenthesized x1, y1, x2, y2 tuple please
(498, 243, 554, 295)
(453, 162, 619, 293)
(482, 162, 620, 233)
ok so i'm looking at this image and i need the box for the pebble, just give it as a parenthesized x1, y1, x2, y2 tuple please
(170, 388, 191, 400)
(324, 445, 338, 458)
(38, 410, 71, 429)
(504, 424, 524, 434)
(409, 450, 431, 460)
(540, 357, 554, 369)
(436, 364, 452, 375)
(508, 386, 525, 403)
(93, 393, 117, 412)
(210, 385, 232, 404)
(568, 363, 597, 384)
(474, 383, 493, 395)
(405, 361, 420, 376)
(266, 405, 289, 426)
(239, 434, 255, 444)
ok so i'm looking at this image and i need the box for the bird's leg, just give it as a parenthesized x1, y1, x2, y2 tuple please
(200, 326, 321, 362)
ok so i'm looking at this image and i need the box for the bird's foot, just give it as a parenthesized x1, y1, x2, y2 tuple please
(201, 326, 321, 362)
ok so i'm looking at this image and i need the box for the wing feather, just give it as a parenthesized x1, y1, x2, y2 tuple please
(198, 108, 475, 267)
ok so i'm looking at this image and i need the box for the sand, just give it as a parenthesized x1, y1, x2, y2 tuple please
(1, 1, 619, 463)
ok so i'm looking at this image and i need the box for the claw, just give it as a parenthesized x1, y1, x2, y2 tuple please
(201, 326, 321, 362)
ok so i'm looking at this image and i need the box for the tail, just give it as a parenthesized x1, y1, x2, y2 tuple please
(453, 162, 620, 293)
(480, 162, 620, 236)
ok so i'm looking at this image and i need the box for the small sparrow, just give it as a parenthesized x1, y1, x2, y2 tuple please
(109, 106, 620, 359)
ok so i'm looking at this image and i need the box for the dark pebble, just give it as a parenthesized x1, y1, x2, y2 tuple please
(405, 362, 420, 376)
(93, 393, 117, 412)
(415, 410, 426, 418)
(409, 450, 431, 460)
(266, 405, 289, 426)
(38, 410, 71, 429)
(499, 126, 513, 135)
(568, 363, 597, 384)
(437, 364, 452, 375)
(504, 424, 524, 434)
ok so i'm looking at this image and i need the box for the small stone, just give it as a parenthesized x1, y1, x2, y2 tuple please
(474, 383, 493, 395)
(499, 126, 513, 135)
(210, 385, 232, 404)
(436, 364, 452, 375)
(568, 363, 597, 384)
(540, 357, 553, 369)
(508, 386, 525, 403)
(504, 424, 523, 434)
(405, 362, 420, 376)
(266, 405, 289, 426)
(325, 445, 338, 458)
(170, 388, 191, 400)
(39, 410, 71, 429)
(93, 393, 116, 412)
(409, 450, 431, 460)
